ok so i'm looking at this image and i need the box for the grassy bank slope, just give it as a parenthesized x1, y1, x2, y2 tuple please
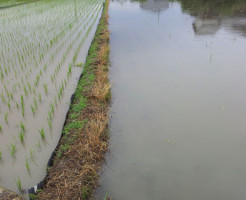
(36, 0, 110, 199)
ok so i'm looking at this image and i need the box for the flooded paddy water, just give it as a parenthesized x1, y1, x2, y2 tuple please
(97, 0, 246, 200)
(0, 0, 104, 195)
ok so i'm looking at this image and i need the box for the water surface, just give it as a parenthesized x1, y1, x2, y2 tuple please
(97, 0, 246, 199)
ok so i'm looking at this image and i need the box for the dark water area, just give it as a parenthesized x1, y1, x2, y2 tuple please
(96, 0, 246, 199)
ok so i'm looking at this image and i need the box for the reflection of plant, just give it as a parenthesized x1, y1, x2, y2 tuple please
(172, 0, 246, 17)
(131, 0, 147, 2)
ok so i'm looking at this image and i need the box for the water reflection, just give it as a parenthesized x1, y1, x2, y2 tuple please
(97, 0, 246, 199)
(192, 18, 221, 35)
(137, 0, 169, 23)
(176, 0, 246, 36)
(176, 0, 246, 17)
(113, 0, 169, 13)
(128, 0, 246, 36)
(137, 0, 169, 13)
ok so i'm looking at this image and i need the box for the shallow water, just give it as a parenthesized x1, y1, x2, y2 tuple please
(96, 0, 246, 199)
(0, 0, 103, 195)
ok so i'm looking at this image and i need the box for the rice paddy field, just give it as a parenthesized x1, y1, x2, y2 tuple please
(0, 0, 104, 194)
(0, 0, 31, 7)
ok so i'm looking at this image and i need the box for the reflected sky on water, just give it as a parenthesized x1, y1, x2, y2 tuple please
(96, 0, 246, 200)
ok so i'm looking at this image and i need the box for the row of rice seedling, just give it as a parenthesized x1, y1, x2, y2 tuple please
(2, 1, 98, 100)
(0, 0, 100, 101)
(0, 0, 104, 193)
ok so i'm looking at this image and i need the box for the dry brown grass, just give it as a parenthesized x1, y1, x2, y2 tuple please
(91, 81, 111, 101)
(0, 186, 23, 200)
(37, 1, 110, 199)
